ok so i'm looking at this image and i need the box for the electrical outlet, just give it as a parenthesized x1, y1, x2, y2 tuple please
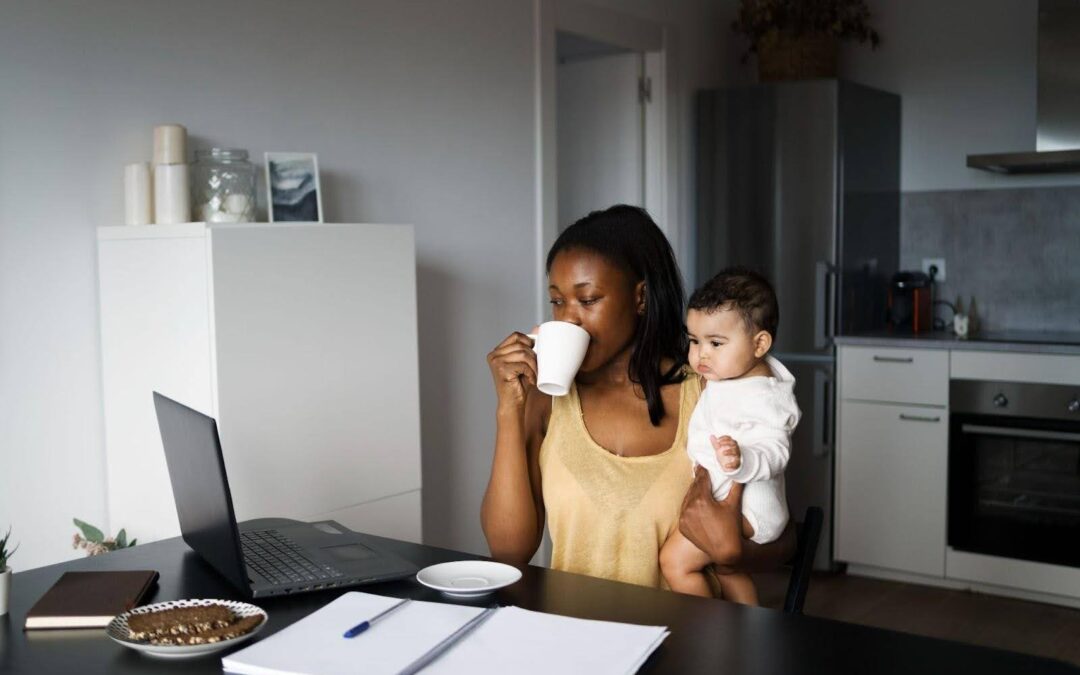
(922, 257, 946, 282)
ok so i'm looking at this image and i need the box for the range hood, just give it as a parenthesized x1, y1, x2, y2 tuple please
(968, 0, 1080, 174)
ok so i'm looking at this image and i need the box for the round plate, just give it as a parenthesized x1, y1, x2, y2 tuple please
(416, 561, 522, 598)
(106, 598, 267, 660)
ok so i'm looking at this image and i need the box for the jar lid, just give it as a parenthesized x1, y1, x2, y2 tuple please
(196, 148, 249, 161)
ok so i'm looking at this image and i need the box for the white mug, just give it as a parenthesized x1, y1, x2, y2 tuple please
(527, 321, 590, 396)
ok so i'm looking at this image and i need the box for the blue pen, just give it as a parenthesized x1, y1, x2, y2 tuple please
(343, 598, 411, 638)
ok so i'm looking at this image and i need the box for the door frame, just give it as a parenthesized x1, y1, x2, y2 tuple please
(534, 0, 678, 321)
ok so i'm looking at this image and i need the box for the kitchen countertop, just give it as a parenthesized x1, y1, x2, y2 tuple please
(833, 330, 1080, 355)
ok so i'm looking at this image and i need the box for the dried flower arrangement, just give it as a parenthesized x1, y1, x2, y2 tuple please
(72, 518, 137, 557)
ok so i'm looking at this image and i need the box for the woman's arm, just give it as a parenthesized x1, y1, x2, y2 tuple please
(679, 469, 796, 572)
(481, 332, 550, 565)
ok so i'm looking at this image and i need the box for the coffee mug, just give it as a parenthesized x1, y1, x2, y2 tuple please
(527, 321, 590, 396)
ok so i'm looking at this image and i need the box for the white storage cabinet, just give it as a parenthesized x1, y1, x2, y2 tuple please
(97, 222, 422, 545)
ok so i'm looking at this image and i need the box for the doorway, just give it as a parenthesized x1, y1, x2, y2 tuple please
(556, 33, 647, 231)
(535, 0, 674, 321)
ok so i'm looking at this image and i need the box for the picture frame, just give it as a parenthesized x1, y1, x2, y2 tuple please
(265, 152, 323, 223)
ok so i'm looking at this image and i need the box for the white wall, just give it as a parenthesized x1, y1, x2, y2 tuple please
(724, 0, 1080, 192)
(0, 0, 726, 570)
(557, 53, 645, 229)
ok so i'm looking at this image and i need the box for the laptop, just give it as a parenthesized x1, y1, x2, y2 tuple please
(152, 392, 418, 598)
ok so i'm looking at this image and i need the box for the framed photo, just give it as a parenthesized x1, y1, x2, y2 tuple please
(265, 152, 323, 222)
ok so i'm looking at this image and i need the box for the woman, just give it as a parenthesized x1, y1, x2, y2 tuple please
(482, 205, 794, 593)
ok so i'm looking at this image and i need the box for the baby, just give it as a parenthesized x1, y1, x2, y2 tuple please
(660, 267, 801, 605)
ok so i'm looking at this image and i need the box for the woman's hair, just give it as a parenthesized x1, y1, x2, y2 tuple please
(546, 205, 687, 426)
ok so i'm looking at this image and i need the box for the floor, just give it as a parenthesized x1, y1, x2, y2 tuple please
(753, 570, 1080, 667)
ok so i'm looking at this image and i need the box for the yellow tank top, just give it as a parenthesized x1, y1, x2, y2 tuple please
(539, 373, 701, 589)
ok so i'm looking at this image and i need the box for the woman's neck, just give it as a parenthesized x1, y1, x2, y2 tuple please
(577, 341, 635, 386)
(576, 345, 677, 388)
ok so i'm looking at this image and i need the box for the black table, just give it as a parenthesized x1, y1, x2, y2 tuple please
(1, 521, 1075, 674)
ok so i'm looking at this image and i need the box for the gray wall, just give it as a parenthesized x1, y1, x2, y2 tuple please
(901, 187, 1080, 333)
(0, 0, 725, 570)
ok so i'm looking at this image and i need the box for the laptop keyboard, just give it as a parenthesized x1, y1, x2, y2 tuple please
(241, 529, 343, 586)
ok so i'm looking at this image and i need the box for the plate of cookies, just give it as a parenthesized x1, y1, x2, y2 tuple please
(106, 598, 268, 659)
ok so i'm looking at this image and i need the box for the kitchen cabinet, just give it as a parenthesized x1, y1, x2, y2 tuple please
(835, 400, 947, 576)
(835, 339, 1080, 607)
(835, 346, 949, 576)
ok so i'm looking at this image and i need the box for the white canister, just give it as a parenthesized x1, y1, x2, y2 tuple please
(0, 568, 10, 617)
(124, 162, 153, 225)
(154, 163, 191, 225)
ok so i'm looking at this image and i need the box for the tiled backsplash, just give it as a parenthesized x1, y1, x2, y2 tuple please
(901, 187, 1080, 332)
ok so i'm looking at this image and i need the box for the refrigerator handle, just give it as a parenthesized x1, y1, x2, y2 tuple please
(812, 367, 834, 458)
(814, 260, 837, 350)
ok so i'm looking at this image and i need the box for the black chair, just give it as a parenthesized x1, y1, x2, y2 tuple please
(783, 506, 824, 614)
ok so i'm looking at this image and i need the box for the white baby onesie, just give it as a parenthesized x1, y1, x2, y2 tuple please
(686, 355, 801, 544)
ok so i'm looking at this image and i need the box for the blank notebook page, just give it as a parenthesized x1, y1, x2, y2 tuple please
(223, 592, 668, 675)
(223, 593, 483, 675)
(427, 605, 669, 675)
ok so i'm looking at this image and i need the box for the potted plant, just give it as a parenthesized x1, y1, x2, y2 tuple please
(732, 0, 880, 81)
(72, 519, 137, 556)
(0, 527, 18, 616)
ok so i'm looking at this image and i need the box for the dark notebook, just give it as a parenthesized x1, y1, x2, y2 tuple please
(24, 570, 158, 629)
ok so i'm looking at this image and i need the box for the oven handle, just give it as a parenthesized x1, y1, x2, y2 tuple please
(961, 424, 1080, 443)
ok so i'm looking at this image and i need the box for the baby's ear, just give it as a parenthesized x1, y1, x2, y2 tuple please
(753, 330, 772, 358)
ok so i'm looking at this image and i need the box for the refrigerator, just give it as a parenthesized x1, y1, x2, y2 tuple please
(695, 80, 900, 569)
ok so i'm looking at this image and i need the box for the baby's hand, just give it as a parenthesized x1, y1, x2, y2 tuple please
(712, 435, 740, 471)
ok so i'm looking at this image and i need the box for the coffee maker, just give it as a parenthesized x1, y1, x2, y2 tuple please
(886, 271, 933, 333)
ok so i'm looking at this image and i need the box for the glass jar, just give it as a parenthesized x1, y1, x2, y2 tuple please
(191, 148, 257, 223)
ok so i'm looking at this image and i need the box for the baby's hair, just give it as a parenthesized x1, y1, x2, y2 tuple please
(688, 267, 779, 339)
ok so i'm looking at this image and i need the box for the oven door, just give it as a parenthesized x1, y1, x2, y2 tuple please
(949, 413, 1080, 568)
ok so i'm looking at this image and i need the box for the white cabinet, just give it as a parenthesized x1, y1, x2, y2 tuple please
(835, 401, 947, 576)
(835, 346, 949, 577)
(97, 222, 422, 546)
(839, 346, 948, 406)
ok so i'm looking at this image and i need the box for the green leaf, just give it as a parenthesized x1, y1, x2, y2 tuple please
(129, 539, 137, 547)
(116, 529, 127, 548)
(73, 518, 105, 544)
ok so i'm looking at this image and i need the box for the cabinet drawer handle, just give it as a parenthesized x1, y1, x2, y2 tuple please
(899, 414, 940, 423)
(873, 355, 914, 363)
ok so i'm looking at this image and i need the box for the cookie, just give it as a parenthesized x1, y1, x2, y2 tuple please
(127, 605, 236, 641)
(147, 614, 264, 645)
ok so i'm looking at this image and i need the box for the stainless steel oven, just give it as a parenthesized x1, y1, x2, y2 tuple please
(949, 379, 1080, 569)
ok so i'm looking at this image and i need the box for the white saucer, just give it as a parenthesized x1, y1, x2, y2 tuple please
(106, 598, 267, 659)
(416, 561, 522, 598)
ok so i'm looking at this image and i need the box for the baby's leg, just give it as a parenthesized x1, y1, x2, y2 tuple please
(659, 529, 715, 597)
(716, 572, 759, 606)
(710, 515, 760, 605)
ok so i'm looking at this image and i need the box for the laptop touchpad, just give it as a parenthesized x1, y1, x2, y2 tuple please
(321, 543, 377, 562)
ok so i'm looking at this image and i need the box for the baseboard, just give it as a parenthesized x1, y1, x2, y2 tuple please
(846, 562, 1080, 610)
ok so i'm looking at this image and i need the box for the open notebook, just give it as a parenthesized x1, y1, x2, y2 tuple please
(223, 591, 669, 675)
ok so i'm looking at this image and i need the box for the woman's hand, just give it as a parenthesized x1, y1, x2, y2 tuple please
(679, 468, 745, 570)
(487, 331, 538, 413)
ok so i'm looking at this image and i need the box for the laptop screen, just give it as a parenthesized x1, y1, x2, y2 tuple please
(153, 392, 250, 593)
